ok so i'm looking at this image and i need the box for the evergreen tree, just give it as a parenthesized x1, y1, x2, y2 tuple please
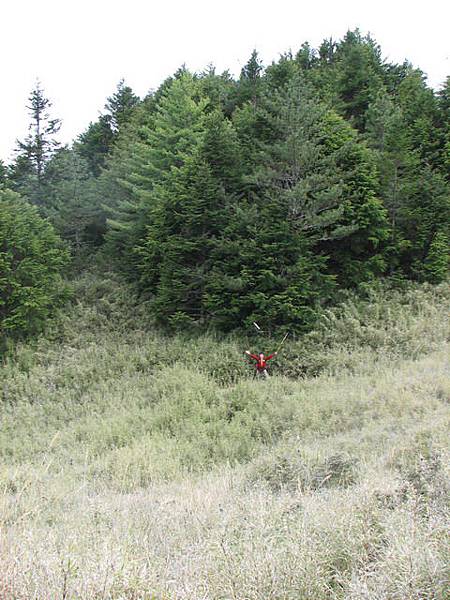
(10, 82, 61, 206)
(198, 65, 236, 116)
(265, 52, 299, 92)
(137, 154, 225, 328)
(245, 77, 389, 286)
(75, 115, 115, 177)
(205, 195, 333, 333)
(207, 84, 340, 331)
(0, 189, 70, 341)
(296, 42, 317, 71)
(365, 90, 414, 262)
(200, 110, 243, 195)
(236, 50, 265, 106)
(317, 111, 390, 284)
(96, 125, 143, 265)
(318, 38, 337, 65)
(105, 72, 207, 275)
(75, 80, 139, 177)
(0, 160, 7, 189)
(334, 30, 385, 131)
(131, 110, 242, 327)
(399, 166, 450, 281)
(366, 90, 450, 280)
(44, 148, 105, 255)
(437, 76, 450, 177)
(396, 68, 441, 166)
(104, 78, 140, 133)
(422, 230, 449, 283)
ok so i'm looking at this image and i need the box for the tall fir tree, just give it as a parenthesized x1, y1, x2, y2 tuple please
(104, 72, 208, 276)
(205, 194, 334, 333)
(0, 189, 70, 341)
(334, 30, 385, 131)
(236, 76, 389, 286)
(10, 82, 61, 206)
(132, 110, 244, 327)
(207, 82, 341, 332)
(0, 160, 7, 189)
(236, 50, 265, 106)
(75, 115, 115, 177)
(137, 154, 226, 327)
(366, 90, 450, 281)
(43, 148, 105, 256)
(395, 67, 441, 166)
(75, 79, 139, 177)
(436, 76, 450, 178)
(104, 78, 140, 133)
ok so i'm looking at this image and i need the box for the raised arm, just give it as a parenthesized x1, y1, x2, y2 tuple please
(245, 350, 259, 361)
(265, 352, 278, 361)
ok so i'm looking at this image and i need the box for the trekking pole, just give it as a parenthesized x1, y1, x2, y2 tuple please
(275, 332, 289, 354)
(253, 322, 263, 333)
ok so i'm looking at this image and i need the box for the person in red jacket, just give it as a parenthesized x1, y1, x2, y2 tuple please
(245, 350, 278, 378)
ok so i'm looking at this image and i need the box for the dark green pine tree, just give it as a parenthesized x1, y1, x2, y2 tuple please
(422, 230, 449, 283)
(251, 76, 389, 286)
(318, 38, 337, 65)
(133, 110, 243, 328)
(205, 194, 333, 333)
(104, 72, 207, 276)
(436, 76, 450, 178)
(75, 115, 115, 177)
(296, 42, 317, 71)
(366, 90, 450, 281)
(204, 88, 338, 333)
(265, 52, 299, 92)
(197, 65, 237, 117)
(365, 90, 415, 266)
(119, 72, 206, 192)
(0, 160, 8, 189)
(0, 189, 70, 342)
(104, 78, 140, 133)
(334, 30, 385, 131)
(200, 110, 243, 195)
(306, 37, 340, 108)
(75, 80, 140, 177)
(236, 50, 265, 106)
(395, 67, 441, 167)
(137, 154, 225, 328)
(10, 82, 61, 206)
(399, 167, 450, 282)
(315, 113, 390, 285)
(43, 148, 105, 255)
(95, 121, 143, 265)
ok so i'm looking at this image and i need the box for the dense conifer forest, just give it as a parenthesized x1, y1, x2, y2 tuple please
(1, 30, 449, 341)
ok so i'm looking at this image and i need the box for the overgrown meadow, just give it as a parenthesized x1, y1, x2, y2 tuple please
(1, 276, 449, 599)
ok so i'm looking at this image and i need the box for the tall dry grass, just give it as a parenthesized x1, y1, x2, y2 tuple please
(0, 275, 449, 599)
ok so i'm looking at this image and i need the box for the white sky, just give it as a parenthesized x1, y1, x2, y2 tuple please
(1, 0, 449, 163)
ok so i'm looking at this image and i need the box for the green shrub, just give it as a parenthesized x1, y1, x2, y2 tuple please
(275, 279, 450, 378)
(422, 230, 449, 283)
(0, 189, 70, 344)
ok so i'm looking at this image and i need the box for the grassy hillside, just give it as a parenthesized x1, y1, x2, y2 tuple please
(1, 275, 449, 599)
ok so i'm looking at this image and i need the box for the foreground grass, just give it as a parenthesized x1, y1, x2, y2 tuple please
(0, 277, 449, 599)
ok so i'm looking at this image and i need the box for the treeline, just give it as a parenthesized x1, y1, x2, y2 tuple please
(1, 30, 449, 338)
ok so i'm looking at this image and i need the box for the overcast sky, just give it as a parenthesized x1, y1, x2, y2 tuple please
(1, 0, 449, 163)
